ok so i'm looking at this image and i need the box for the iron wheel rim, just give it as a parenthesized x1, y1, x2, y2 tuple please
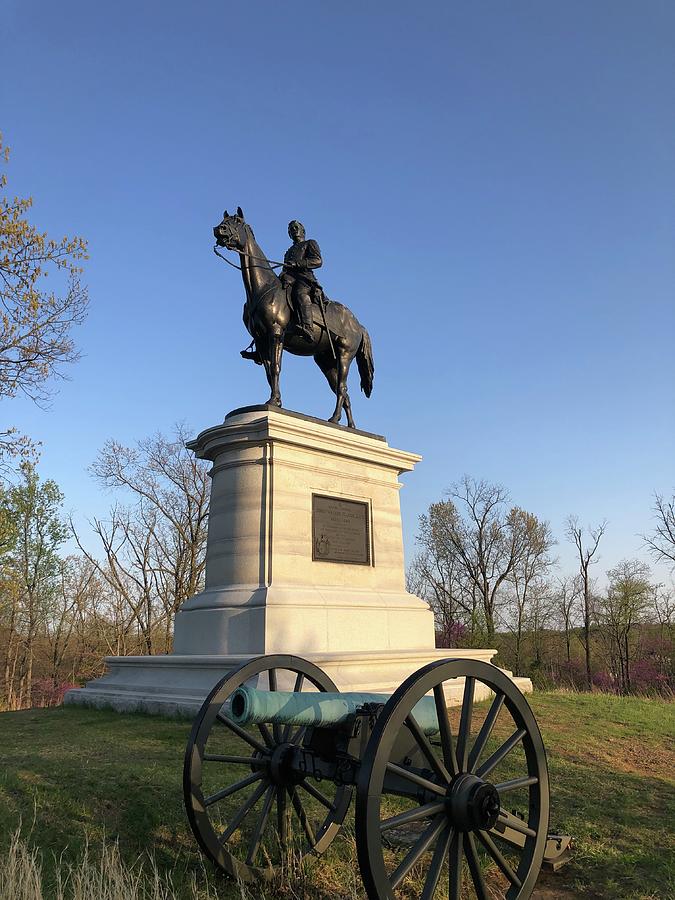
(355, 658, 550, 900)
(183, 653, 352, 882)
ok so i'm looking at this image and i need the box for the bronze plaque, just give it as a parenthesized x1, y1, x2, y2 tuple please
(312, 494, 371, 565)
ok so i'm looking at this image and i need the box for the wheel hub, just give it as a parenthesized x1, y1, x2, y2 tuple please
(269, 742, 304, 786)
(448, 773, 500, 831)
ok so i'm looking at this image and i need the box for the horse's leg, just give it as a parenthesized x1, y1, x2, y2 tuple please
(332, 352, 356, 428)
(343, 376, 356, 429)
(267, 326, 283, 407)
(328, 349, 350, 425)
(258, 333, 274, 399)
(317, 356, 339, 413)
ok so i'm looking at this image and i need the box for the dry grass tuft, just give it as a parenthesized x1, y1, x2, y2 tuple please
(0, 828, 216, 900)
(0, 826, 367, 900)
(0, 829, 43, 900)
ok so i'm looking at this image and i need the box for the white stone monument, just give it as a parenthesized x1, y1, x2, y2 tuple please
(67, 406, 530, 714)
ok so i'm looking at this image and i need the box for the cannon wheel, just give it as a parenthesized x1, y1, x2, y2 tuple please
(355, 659, 549, 900)
(184, 654, 352, 882)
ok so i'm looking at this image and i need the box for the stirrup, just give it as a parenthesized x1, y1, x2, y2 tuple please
(292, 322, 313, 341)
(240, 347, 262, 365)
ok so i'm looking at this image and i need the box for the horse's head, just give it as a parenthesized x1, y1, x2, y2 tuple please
(213, 206, 248, 251)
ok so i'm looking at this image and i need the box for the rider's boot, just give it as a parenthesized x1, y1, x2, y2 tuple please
(240, 348, 263, 365)
(240, 342, 263, 365)
(297, 297, 314, 342)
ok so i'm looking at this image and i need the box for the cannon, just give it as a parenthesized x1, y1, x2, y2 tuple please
(184, 655, 570, 898)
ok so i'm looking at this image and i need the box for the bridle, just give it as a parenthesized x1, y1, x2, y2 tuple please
(213, 219, 286, 271)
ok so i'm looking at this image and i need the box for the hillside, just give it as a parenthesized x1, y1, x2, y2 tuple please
(0, 692, 673, 899)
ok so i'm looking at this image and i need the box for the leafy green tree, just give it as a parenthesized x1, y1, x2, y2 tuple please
(600, 559, 652, 695)
(0, 461, 68, 707)
(0, 132, 88, 467)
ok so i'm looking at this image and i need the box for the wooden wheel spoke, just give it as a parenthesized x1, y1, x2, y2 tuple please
(494, 775, 538, 794)
(433, 683, 459, 776)
(298, 778, 336, 811)
(380, 800, 446, 833)
(282, 672, 305, 742)
(390, 814, 447, 890)
(421, 824, 453, 900)
(267, 668, 282, 744)
(448, 829, 464, 900)
(216, 712, 268, 755)
(464, 832, 489, 900)
(218, 780, 269, 845)
(291, 726, 307, 746)
(289, 785, 316, 846)
(258, 722, 275, 749)
(204, 770, 264, 807)
(477, 829, 522, 888)
(405, 712, 452, 785)
(476, 728, 526, 779)
(467, 691, 505, 773)
(456, 676, 475, 771)
(245, 784, 276, 865)
(203, 753, 266, 766)
(498, 808, 537, 838)
(386, 762, 447, 796)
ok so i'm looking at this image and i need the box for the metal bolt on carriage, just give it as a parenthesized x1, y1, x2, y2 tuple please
(184, 655, 571, 899)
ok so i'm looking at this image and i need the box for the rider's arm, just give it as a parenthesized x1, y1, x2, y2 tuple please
(301, 240, 322, 271)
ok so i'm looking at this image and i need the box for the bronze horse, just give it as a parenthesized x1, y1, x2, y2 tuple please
(213, 208, 374, 428)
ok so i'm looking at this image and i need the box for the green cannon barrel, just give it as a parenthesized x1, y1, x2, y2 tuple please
(229, 686, 441, 735)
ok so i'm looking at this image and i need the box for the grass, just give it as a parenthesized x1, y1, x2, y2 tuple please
(0, 692, 673, 899)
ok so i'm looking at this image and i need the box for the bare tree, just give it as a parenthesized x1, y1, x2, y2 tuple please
(74, 505, 161, 654)
(507, 513, 555, 674)
(652, 586, 675, 680)
(566, 516, 607, 690)
(73, 426, 209, 654)
(410, 499, 481, 644)
(552, 575, 582, 667)
(412, 477, 544, 642)
(643, 492, 675, 570)
(53, 556, 111, 682)
(525, 581, 553, 676)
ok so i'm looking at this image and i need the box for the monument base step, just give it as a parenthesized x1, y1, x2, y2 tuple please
(64, 649, 532, 717)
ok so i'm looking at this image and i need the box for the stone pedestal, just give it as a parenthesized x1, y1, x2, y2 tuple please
(66, 407, 531, 715)
(174, 406, 434, 655)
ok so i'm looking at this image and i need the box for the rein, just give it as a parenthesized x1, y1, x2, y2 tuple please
(213, 244, 285, 271)
(212, 245, 283, 309)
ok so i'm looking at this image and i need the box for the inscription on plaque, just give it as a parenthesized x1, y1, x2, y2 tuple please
(312, 494, 371, 565)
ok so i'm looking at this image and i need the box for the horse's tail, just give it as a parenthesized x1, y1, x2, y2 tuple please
(356, 328, 374, 398)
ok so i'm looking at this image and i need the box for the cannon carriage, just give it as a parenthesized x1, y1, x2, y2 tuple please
(184, 655, 570, 899)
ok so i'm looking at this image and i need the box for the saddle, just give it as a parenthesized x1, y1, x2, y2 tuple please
(284, 282, 328, 310)
(240, 286, 330, 364)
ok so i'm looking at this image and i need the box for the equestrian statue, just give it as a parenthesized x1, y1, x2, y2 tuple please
(213, 208, 374, 429)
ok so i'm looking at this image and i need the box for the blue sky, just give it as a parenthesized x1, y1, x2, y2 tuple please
(2, 1, 674, 582)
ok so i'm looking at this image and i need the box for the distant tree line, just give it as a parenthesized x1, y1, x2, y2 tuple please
(0, 429, 208, 710)
(408, 476, 675, 697)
